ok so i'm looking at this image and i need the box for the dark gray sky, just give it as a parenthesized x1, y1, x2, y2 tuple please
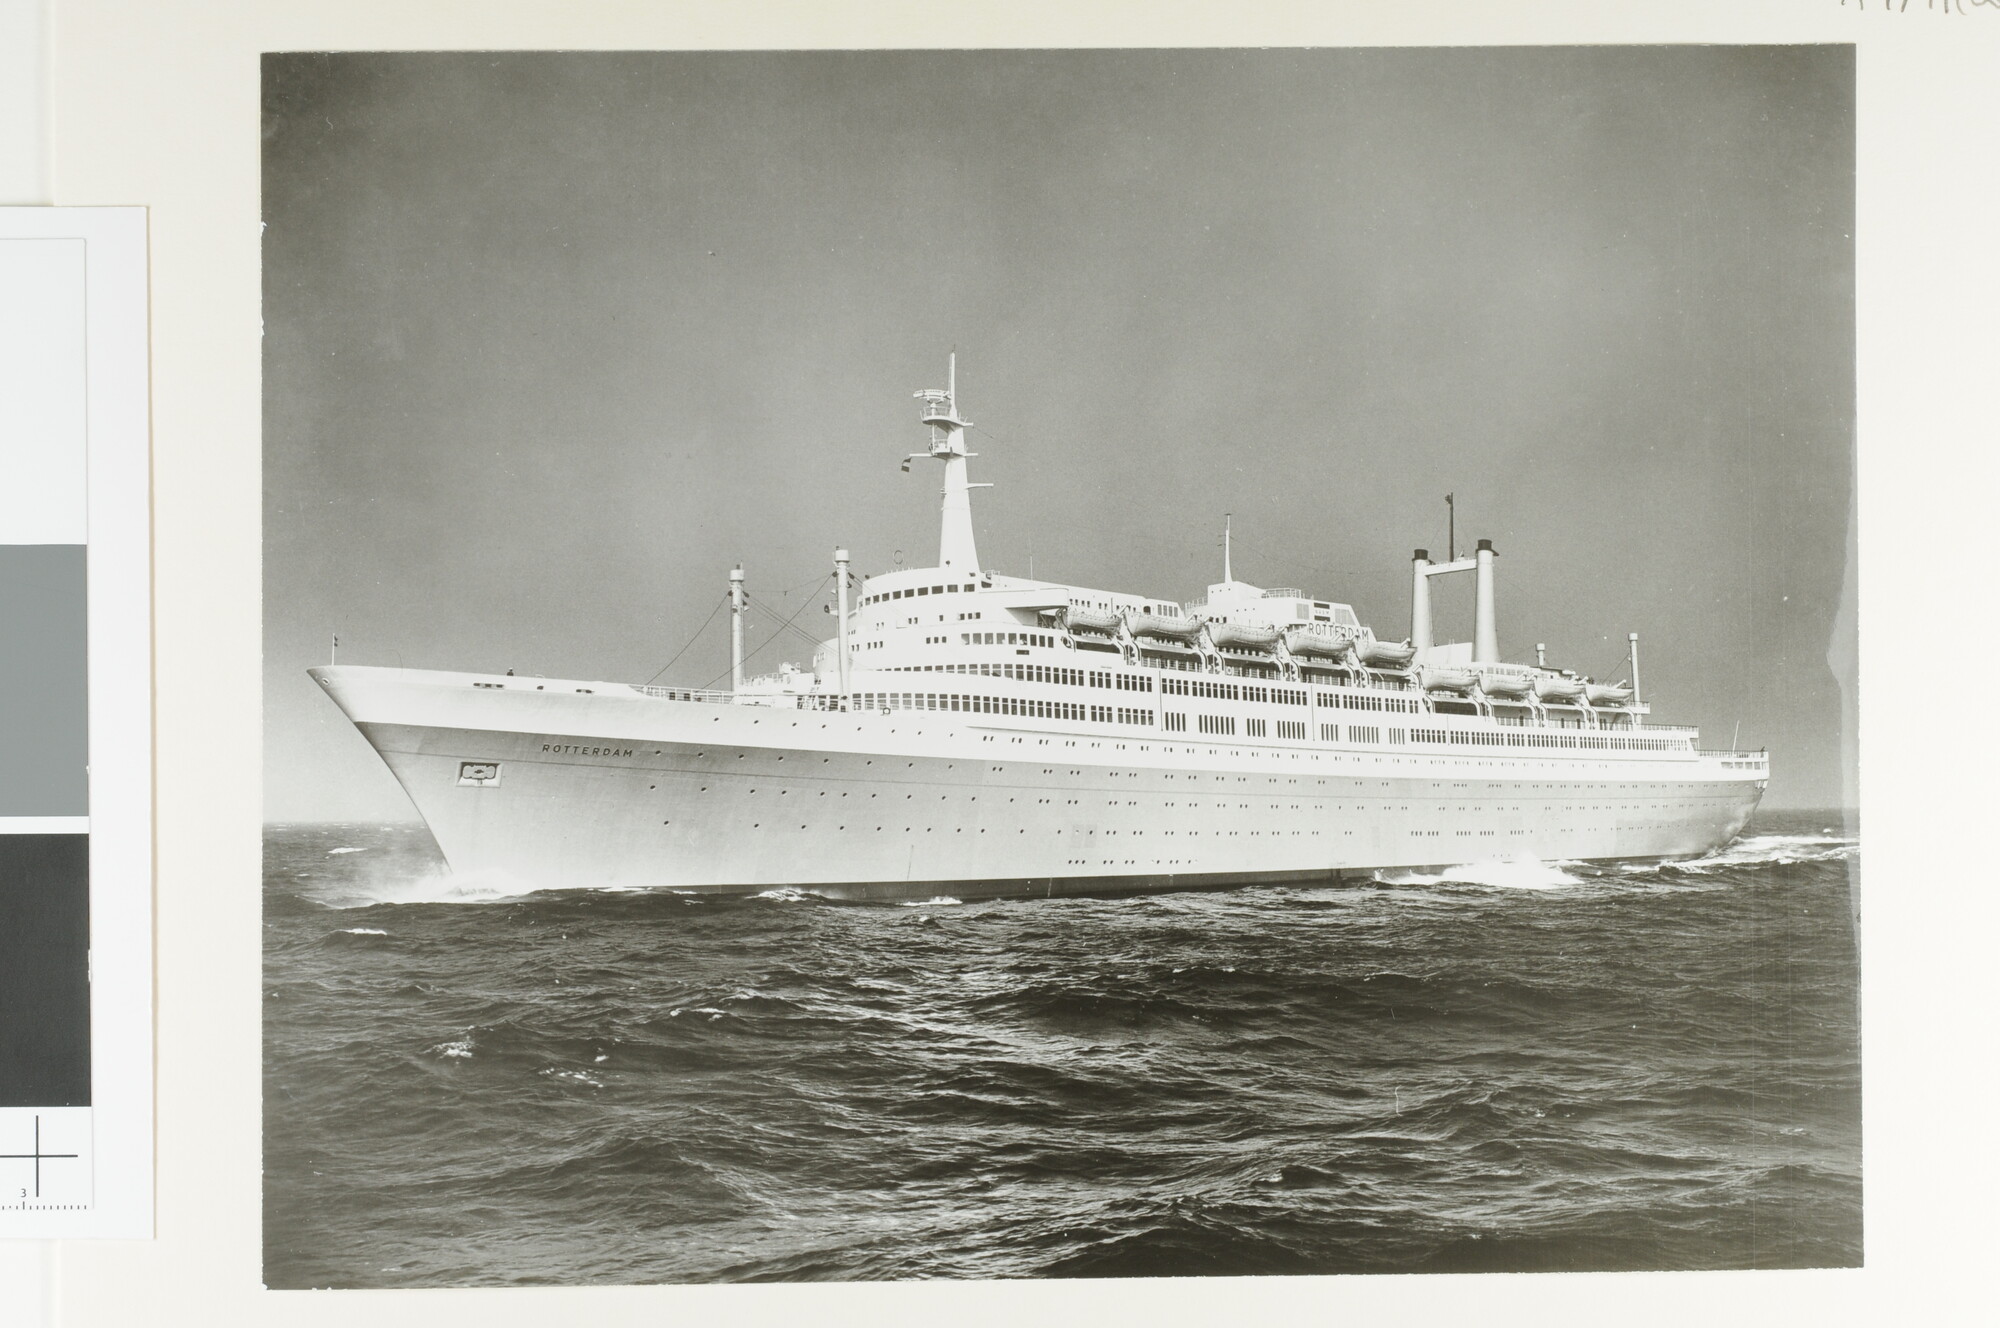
(263, 47, 1853, 821)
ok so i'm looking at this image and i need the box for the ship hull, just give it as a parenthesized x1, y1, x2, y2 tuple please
(312, 666, 1766, 902)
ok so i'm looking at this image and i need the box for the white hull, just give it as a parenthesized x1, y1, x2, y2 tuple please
(313, 665, 1767, 902)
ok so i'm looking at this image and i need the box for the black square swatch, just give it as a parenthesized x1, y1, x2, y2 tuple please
(0, 834, 91, 1107)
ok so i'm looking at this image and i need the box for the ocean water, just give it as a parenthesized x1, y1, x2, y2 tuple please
(263, 810, 1860, 1286)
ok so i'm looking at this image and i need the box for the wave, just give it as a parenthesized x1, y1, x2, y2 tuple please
(1663, 833, 1858, 874)
(537, 1067, 604, 1089)
(326, 846, 368, 855)
(1373, 858, 1584, 890)
(312, 864, 558, 909)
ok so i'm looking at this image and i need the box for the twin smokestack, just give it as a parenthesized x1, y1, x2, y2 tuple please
(1411, 539, 1498, 662)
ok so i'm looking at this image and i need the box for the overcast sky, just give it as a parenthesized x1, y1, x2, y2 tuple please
(263, 47, 1853, 820)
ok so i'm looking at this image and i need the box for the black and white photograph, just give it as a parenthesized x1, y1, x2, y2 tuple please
(260, 46, 1858, 1287)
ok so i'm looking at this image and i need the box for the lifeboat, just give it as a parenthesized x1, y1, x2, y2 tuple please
(1477, 673, 1533, 701)
(1128, 612, 1202, 641)
(1064, 606, 1122, 635)
(1207, 621, 1280, 651)
(1284, 629, 1352, 661)
(1421, 666, 1479, 694)
(1534, 675, 1586, 703)
(1355, 639, 1416, 669)
(1586, 682, 1634, 706)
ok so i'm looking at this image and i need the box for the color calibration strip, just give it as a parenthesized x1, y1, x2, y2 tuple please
(0, 210, 151, 1239)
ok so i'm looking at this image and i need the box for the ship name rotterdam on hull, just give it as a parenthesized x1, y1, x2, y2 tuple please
(313, 357, 1768, 901)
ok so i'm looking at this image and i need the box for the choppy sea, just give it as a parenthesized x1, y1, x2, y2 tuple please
(263, 809, 1859, 1286)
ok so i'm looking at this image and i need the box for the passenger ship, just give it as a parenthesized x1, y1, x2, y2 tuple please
(313, 359, 1768, 901)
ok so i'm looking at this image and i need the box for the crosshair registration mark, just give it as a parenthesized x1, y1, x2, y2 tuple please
(2, 1116, 77, 1198)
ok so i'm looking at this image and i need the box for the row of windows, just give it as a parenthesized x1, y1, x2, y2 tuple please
(1322, 691, 1418, 714)
(1493, 712, 1625, 729)
(1056, 669, 1406, 718)
(1160, 676, 1314, 706)
(1198, 715, 1236, 735)
(1134, 648, 1205, 674)
(1300, 666, 1415, 692)
(864, 582, 976, 605)
(1082, 704, 1155, 725)
(856, 692, 1083, 720)
(1315, 723, 1408, 745)
(1408, 727, 1686, 752)
(960, 631, 1056, 649)
(1165, 677, 1241, 700)
(849, 691, 1171, 727)
(894, 662, 1081, 685)
(1166, 675, 1369, 711)
(897, 661, 1158, 693)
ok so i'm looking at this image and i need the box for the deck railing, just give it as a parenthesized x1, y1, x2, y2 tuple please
(627, 684, 740, 704)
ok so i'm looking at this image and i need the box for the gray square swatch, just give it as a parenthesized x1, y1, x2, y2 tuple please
(0, 545, 88, 816)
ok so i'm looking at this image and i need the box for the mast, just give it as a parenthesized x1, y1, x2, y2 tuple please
(1223, 513, 1233, 583)
(910, 353, 986, 573)
(834, 547, 851, 703)
(729, 565, 746, 692)
(1629, 632, 1643, 727)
